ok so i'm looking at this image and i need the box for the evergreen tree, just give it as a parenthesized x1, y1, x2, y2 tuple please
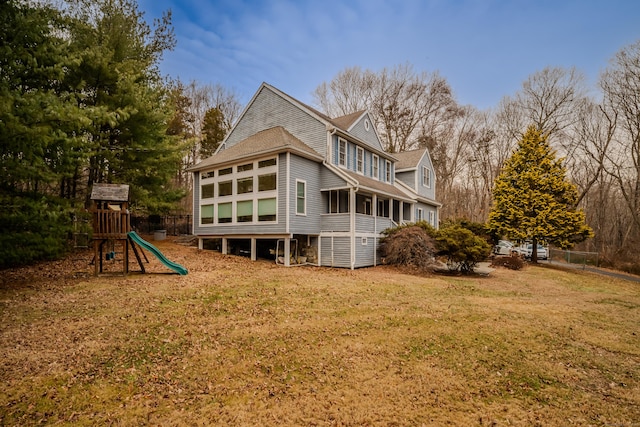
(0, 1, 82, 267)
(200, 107, 227, 158)
(489, 126, 593, 262)
(65, 0, 185, 213)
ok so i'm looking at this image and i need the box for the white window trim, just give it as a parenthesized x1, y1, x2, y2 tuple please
(372, 154, 379, 180)
(385, 160, 391, 182)
(417, 208, 424, 222)
(296, 179, 307, 216)
(198, 156, 278, 226)
(422, 166, 431, 188)
(428, 210, 435, 226)
(338, 138, 347, 167)
(356, 146, 364, 174)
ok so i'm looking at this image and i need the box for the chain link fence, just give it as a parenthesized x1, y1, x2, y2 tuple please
(548, 248, 599, 268)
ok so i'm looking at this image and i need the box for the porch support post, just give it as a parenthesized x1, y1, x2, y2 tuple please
(221, 237, 228, 255)
(350, 187, 356, 270)
(284, 237, 291, 267)
(198, 238, 203, 250)
(251, 238, 257, 261)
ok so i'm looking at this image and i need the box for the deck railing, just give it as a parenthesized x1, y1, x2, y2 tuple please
(92, 209, 131, 239)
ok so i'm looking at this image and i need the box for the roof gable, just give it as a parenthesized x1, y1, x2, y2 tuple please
(332, 110, 366, 130)
(394, 148, 428, 170)
(191, 126, 322, 171)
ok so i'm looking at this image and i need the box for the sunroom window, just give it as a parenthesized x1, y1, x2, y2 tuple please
(237, 200, 253, 222)
(258, 198, 276, 221)
(201, 204, 214, 224)
(218, 203, 232, 223)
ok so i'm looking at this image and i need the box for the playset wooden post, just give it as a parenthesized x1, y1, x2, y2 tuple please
(90, 183, 145, 276)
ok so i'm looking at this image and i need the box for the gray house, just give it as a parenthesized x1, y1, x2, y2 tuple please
(189, 83, 440, 268)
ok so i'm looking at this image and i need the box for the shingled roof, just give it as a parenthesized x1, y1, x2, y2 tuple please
(331, 110, 366, 131)
(189, 126, 323, 171)
(339, 169, 413, 201)
(394, 148, 428, 170)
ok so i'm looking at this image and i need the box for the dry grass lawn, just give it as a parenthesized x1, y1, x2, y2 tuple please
(1, 237, 639, 426)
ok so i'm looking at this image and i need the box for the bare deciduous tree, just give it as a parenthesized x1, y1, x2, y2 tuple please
(600, 40, 640, 232)
(312, 63, 458, 153)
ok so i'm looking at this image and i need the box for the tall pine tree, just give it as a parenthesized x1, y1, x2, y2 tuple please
(489, 126, 593, 262)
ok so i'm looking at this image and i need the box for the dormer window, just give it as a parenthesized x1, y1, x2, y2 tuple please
(422, 166, 431, 188)
(338, 139, 347, 167)
(356, 147, 364, 173)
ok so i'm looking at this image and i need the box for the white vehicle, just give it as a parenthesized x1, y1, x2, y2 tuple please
(493, 240, 514, 255)
(524, 244, 548, 260)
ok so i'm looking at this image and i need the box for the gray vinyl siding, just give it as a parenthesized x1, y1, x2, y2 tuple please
(348, 115, 384, 152)
(395, 170, 416, 189)
(320, 166, 349, 189)
(321, 214, 350, 232)
(289, 155, 322, 234)
(320, 236, 351, 268)
(355, 235, 376, 268)
(355, 215, 395, 235)
(320, 237, 333, 267)
(355, 214, 375, 233)
(225, 87, 327, 157)
(416, 154, 436, 201)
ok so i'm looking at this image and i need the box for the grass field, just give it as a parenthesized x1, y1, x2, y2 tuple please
(1, 238, 638, 426)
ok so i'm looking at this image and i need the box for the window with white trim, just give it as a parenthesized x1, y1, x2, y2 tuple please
(428, 210, 435, 226)
(237, 200, 253, 222)
(385, 160, 391, 182)
(356, 147, 364, 173)
(372, 154, 379, 179)
(417, 208, 424, 222)
(338, 139, 347, 166)
(296, 180, 306, 215)
(218, 180, 232, 197)
(422, 166, 431, 188)
(199, 157, 278, 226)
(328, 189, 350, 213)
(258, 198, 276, 221)
(201, 204, 214, 224)
(217, 202, 232, 223)
(258, 173, 276, 191)
(237, 177, 253, 194)
(201, 184, 215, 199)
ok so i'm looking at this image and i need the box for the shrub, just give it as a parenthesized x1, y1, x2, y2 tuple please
(435, 225, 492, 274)
(379, 226, 436, 270)
(491, 254, 525, 270)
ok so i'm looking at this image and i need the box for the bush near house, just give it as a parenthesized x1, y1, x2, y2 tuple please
(379, 225, 437, 270)
(435, 224, 492, 274)
(381, 220, 491, 274)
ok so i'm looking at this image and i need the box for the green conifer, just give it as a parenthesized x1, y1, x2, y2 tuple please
(489, 126, 593, 262)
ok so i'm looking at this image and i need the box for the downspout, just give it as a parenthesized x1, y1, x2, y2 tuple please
(286, 152, 290, 234)
(350, 186, 356, 270)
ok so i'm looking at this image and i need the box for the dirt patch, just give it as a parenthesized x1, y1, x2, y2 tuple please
(1, 237, 639, 425)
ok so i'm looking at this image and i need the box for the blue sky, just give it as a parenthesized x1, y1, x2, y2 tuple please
(138, 0, 640, 110)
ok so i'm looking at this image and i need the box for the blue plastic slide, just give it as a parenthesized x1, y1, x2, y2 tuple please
(127, 231, 188, 275)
